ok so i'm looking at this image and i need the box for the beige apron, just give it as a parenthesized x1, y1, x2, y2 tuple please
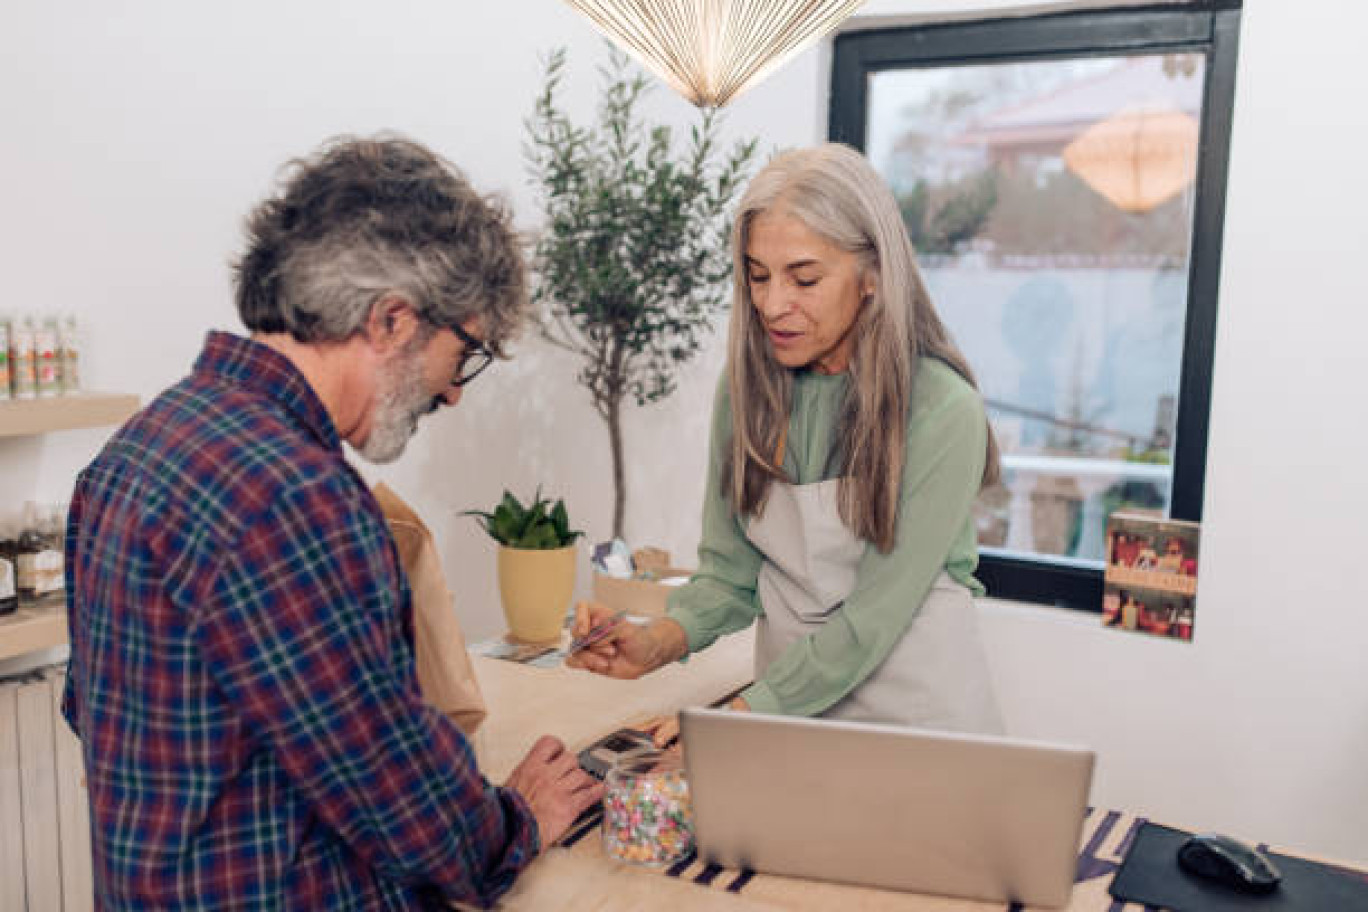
(748, 476, 1003, 734)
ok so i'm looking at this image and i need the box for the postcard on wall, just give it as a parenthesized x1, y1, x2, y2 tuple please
(1102, 512, 1200, 642)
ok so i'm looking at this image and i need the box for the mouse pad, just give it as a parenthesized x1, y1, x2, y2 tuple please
(1110, 822, 1368, 911)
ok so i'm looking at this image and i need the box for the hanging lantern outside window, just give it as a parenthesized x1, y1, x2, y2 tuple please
(1062, 103, 1200, 213)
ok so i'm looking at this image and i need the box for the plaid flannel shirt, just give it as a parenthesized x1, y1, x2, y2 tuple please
(63, 331, 538, 910)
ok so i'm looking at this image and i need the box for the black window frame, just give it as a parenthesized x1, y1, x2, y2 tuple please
(829, 2, 1242, 611)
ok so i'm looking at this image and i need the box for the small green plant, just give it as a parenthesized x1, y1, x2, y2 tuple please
(466, 490, 583, 550)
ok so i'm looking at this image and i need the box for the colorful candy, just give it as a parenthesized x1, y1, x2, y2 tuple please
(602, 749, 694, 866)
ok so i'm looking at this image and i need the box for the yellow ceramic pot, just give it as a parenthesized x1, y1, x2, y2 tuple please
(497, 543, 577, 644)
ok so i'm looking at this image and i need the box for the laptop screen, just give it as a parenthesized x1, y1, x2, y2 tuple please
(679, 707, 1095, 909)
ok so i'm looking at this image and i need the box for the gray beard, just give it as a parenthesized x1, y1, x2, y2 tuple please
(356, 351, 433, 465)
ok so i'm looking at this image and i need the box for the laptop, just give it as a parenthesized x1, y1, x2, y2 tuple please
(679, 707, 1095, 909)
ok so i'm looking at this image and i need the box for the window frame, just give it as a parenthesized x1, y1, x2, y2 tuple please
(829, 2, 1242, 611)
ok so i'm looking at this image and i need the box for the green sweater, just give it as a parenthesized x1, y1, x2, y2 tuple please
(666, 358, 988, 717)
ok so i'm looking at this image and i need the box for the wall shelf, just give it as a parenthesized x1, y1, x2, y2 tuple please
(0, 389, 138, 661)
(0, 392, 140, 438)
(0, 602, 68, 662)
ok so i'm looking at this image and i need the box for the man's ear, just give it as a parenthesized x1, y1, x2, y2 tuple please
(365, 293, 420, 353)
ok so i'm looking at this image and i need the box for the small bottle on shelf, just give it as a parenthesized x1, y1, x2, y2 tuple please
(59, 313, 83, 394)
(10, 315, 37, 400)
(0, 316, 11, 402)
(16, 501, 64, 608)
(35, 316, 61, 398)
(0, 516, 18, 617)
(43, 502, 68, 607)
(15, 502, 42, 604)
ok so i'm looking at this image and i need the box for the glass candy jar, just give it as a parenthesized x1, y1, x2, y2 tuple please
(602, 748, 694, 867)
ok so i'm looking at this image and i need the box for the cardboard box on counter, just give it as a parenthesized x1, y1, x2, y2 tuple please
(591, 567, 693, 618)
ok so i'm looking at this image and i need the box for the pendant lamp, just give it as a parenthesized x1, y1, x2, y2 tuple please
(1062, 104, 1200, 214)
(563, 0, 866, 108)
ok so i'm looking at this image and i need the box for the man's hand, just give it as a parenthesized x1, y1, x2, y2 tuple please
(504, 736, 603, 847)
(564, 601, 688, 679)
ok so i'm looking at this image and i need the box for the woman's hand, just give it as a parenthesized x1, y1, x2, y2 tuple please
(640, 714, 681, 748)
(564, 601, 688, 679)
(638, 695, 752, 749)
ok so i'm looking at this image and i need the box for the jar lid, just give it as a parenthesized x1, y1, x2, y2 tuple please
(609, 746, 682, 778)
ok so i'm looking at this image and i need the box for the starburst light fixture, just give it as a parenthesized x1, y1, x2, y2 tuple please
(563, 0, 867, 108)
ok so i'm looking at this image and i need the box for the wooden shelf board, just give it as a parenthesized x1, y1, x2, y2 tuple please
(0, 392, 140, 437)
(0, 602, 68, 661)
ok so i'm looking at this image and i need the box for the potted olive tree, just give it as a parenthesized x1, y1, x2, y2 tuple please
(525, 47, 756, 538)
(467, 490, 583, 643)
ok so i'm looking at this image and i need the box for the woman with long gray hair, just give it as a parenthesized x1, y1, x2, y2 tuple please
(570, 143, 1003, 736)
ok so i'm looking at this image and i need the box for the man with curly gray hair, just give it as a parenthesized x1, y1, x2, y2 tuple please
(235, 136, 530, 462)
(63, 136, 600, 909)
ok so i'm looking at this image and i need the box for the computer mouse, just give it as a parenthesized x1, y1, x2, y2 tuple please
(1177, 832, 1283, 894)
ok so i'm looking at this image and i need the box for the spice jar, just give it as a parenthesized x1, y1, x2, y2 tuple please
(16, 501, 64, 608)
(0, 517, 18, 617)
(602, 747, 694, 867)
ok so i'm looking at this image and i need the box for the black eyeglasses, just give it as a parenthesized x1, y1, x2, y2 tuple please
(449, 322, 494, 387)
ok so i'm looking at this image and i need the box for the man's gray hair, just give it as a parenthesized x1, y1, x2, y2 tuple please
(233, 135, 528, 354)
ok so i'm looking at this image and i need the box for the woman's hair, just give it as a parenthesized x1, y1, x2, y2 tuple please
(233, 134, 528, 354)
(724, 143, 1000, 553)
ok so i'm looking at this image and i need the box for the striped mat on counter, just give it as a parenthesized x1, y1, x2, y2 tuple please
(555, 805, 1161, 911)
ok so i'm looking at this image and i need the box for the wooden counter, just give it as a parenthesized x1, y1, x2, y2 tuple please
(471, 628, 1103, 911)
(474, 629, 776, 910)
(469, 633, 1364, 911)
(472, 629, 754, 783)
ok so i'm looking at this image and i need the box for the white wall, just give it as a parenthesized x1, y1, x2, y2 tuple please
(3, 0, 1365, 866)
